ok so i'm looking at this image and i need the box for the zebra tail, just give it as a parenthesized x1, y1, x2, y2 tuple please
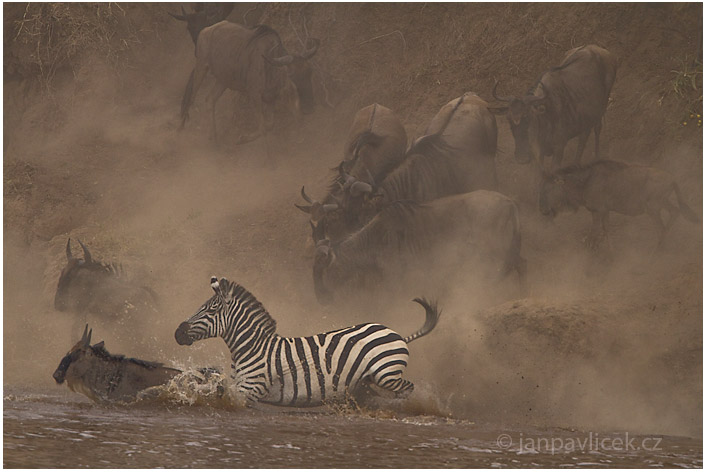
(403, 298, 441, 344)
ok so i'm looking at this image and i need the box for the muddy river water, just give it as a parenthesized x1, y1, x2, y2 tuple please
(3, 386, 701, 468)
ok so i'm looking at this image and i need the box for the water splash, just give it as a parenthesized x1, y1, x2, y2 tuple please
(135, 368, 246, 409)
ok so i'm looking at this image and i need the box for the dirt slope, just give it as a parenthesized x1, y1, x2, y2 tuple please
(3, 3, 702, 437)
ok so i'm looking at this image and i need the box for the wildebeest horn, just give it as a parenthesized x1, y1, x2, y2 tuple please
(527, 85, 547, 103)
(77, 239, 92, 264)
(264, 54, 295, 67)
(81, 324, 92, 347)
(300, 186, 313, 204)
(350, 181, 373, 197)
(322, 203, 339, 212)
(168, 6, 188, 21)
(295, 203, 313, 214)
(492, 80, 514, 102)
(66, 239, 73, 261)
(300, 38, 320, 60)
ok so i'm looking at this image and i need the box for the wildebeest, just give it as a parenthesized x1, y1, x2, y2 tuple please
(53, 325, 181, 403)
(54, 239, 158, 317)
(169, 3, 235, 46)
(296, 103, 408, 242)
(53, 325, 223, 403)
(313, 190, 526, 303)
(343, 93, 499, 228)
(490, 44, 618, 169)
(539, 160, 700, 248)
(180, 21, 319, 143)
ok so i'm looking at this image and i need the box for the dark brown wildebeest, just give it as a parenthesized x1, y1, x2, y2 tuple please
(296, 103, 408, 243)
(539, 160, 700, 249)
(52, 325, 181, 403)
(54, 239, 158, 317)
(490, 44, 618, 169)
(344, 93, 499, 228)
(180, 21, 319, 143)
(53, 325, 223, 403)
(169, 3, 235, 46)
(313, 190, 526, 304)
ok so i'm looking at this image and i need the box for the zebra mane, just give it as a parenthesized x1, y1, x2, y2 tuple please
(219, 279, 278, 336)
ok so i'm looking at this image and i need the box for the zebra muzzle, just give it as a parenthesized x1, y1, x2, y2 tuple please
(174, 322, 194, 346)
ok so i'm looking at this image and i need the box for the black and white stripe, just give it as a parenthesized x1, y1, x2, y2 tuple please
(175, 276, 440, 406)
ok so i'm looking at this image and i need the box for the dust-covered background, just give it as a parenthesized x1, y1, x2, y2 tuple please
(4, 3, 702, 437)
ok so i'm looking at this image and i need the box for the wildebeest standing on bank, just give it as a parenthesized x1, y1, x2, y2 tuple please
(539, 160, 700, 249)
(54, 239, 159, 349)
(313, 190, 526, 304)
(169, 3, 235, 46)
(490, 44, 618, 169)
(296, 103, 408, 243)
(55, 239, 158, 316)
(53, 325, 182, 403)
(349, 93, 499, 227)
(180, 21, 319, 143)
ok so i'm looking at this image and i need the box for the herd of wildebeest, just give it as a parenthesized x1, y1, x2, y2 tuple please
(52, 5, 700, 405)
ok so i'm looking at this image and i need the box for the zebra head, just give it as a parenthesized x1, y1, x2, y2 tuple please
(175, 276, 231, 346)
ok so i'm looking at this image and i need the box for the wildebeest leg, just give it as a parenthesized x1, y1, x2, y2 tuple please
(586, 210, 608, 249)
(236, 98, 266, 144)
(182, 62, 209, 129)
(652, 201, 678, 250)
(575, 129, 591, 165)
(593, 120, 603, 160)
(207, 83, 226, 143)
(551, 143, 566, 170)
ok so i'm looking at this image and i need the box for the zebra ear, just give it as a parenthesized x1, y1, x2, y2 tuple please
(211, 276, 222, 297)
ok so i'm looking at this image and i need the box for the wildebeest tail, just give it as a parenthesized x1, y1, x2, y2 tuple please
(180, 69, 195, 128)
(403, 298, 441, 344)
(673, 182, 701, 223)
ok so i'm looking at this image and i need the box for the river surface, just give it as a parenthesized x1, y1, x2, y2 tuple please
(3, 386, 702, 468)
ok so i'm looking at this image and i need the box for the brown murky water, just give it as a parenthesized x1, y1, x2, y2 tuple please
(4, 387, 701, 468)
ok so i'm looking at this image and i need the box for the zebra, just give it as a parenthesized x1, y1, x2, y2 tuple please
(174, 276, 441, 406)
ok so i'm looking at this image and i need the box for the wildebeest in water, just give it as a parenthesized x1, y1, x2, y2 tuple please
(54, 239, 158, 318)
(313, 190, 526, 304)
(539, 160, 700, 249)
(490, 44, 618, 169)
(53, 325, 180, 403)
(53, 325, 223, 403)
(179, 20, 320, 143)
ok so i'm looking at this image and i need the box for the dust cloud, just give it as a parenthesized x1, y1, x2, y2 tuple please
(4, 3, 701, 440)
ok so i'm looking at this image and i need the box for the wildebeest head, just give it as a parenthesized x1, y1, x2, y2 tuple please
(53, 324, 93, 384)
(264, 38, 320, 114)
(169, 3, 235, 45)
(54, 239, 110, 312)
(539, 171, 581, 218)
(295, 186, 350, 243)
(488, 81, 547, 164)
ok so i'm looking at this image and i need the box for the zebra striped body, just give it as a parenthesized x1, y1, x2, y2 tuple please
(175, 277, 440, 406)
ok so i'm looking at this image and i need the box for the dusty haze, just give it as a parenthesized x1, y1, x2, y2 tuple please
(4, 3, 702, 438)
